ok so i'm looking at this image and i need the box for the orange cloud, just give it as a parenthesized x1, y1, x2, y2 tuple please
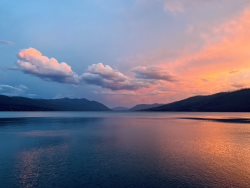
(111, 8, 250, 106)
(157, 9, 250, 95)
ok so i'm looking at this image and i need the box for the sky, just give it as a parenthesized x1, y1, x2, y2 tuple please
(1, 0, 250, 107)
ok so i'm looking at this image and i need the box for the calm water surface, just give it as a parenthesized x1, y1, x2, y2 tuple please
(0, 112, 249, 188)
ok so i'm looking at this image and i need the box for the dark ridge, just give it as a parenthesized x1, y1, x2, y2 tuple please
(0, 95, 111, 111)
(180, 117, 250, 124)
(146, 88, 250, 112)
(130, 103, 163, 111)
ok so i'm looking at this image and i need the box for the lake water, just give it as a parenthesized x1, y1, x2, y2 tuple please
(0, 112, 249, 188)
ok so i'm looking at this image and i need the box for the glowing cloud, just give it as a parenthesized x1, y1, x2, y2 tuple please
(171, 9, 250, 90)
(17, 50, 152, 91)
(141, 8, 250, 101)
(17, 48, 80, 84)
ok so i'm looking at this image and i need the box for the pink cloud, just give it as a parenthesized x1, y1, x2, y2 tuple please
(107, 8, 250, 106)
(17, 48, 80, 84)
(148, 9, 250, 96)
(17, 50, 153, 91)
(16, 7, 250, 106)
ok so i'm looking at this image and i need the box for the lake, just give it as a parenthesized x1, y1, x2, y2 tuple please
(0, 112, 249, 188)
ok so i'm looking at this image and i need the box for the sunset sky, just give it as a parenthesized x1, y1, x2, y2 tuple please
(1, 0, 250, 107)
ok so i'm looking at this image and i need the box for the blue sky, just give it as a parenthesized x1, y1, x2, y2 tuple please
(1, 0, 250, 107)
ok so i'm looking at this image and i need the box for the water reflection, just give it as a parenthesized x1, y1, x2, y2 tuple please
(101, 118, 250, 187)
(0, 112, 249, 188)
(17, 132, 70, 188)
(18, 145, 69, 188)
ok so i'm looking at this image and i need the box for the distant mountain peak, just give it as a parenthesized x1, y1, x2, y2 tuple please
(112, 107, 129, 111)
(130, 103, 163, 111)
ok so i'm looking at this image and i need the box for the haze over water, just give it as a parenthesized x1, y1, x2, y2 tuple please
(0, 112, 249, 188)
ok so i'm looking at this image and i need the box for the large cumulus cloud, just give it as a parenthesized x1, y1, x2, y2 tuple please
(81, 63, 148, 90)
(17, 48, 80, 84)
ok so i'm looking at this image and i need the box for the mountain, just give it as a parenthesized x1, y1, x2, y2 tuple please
(146, 88, 250, 112)
(130, 103, 163, 111)
(112, 107, 129, 111)
(0, 95, 110, 111)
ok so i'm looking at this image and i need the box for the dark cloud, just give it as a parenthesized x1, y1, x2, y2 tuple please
(133, 66, 177, 81)
(0, 40, 14, 46)
(232, 83, 245, 89)
(81, 63, 149, 90)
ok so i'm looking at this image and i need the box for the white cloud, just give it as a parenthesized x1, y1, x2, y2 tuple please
(0, 84, 28, 96)
(16, 49, 170, 91)
(17, 48, 80, 84)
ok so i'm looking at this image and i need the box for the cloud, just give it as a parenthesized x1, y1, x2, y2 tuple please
(164, 1, 184, 14)
(16, 50, 152, 91)
(0, 40, 14, 46)
(231, 83, 245, 89)
(162, 0, 249, 15)
(17, 48, 80, 84)
(133, 66, 177, 81)
(177, 9, 250, 76)
(105, 7, 250, 106)
(82, 63, 149, 90)
(0, 84, 28, 96)
(151, 8, 250, 96)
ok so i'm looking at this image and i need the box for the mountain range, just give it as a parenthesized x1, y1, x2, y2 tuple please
(0, 95, 110, 111)
(145, 88, 250, 112)
(1, 88, 250, 112)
